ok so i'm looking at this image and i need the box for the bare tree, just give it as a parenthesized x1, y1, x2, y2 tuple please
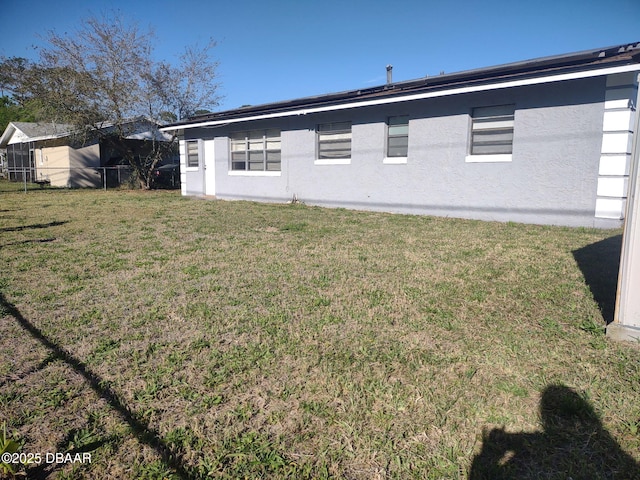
(27, 13, 220, 188)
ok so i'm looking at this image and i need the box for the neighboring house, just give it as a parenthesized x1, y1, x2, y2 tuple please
(0, 119, 173, 188)
(162, 43, 640, 228)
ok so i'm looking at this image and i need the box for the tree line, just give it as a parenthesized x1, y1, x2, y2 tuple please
(0, 13, 220, 188)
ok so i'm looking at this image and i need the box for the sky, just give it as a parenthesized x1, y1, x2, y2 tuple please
(1, 0, 639, 112)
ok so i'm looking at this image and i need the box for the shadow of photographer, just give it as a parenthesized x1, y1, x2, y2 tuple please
(469, 384, 640, 479)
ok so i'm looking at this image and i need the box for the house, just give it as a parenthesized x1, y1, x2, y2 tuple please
(161, 43, 640, 228)
(0, 119, 173, 188)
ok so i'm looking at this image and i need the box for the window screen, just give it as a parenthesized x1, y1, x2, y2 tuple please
(387, 116, 409, 157)
(471, 105, 515, 155)
(230, 130, 281, 171)
(186, 140, 199, 168)
(318, 122, 352, 159)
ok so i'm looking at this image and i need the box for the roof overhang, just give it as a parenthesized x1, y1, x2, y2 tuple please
(162, 62, 640, 132)
(0, 123, 16, 148)
(0, 122, 71, 148)
(1, 118, 172, 147)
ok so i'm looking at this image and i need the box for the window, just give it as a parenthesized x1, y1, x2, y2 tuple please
(470, 105, 515, 156)
(387, 116, 409, 158)
(230, 130, 281, 171)
(317, 122, 351, 162)
(186, 140, 200, 168)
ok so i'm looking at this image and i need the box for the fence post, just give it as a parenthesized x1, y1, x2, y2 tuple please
(103, 167, 107, 191)
(23, 167, 27, 193)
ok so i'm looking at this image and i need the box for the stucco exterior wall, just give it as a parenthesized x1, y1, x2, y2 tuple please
(186, 76, 619, 228)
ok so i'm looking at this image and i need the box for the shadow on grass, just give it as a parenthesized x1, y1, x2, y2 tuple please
(0, 292, 191, 479)
(27, 432, 120, 479)
(0, 238, 57, 250)
(0, 221, 68, 233)
(0, 352, 58, 389)
(469, 384, 640, 479)
(572, 234, 622, 324)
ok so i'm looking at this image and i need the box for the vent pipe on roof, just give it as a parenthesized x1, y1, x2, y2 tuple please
(386, 65, 393, 84)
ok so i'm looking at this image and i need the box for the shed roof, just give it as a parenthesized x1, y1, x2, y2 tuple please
(163, 42, 640, 131)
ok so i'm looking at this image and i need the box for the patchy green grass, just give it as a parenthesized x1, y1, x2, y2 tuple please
(0, 181, 639, 479)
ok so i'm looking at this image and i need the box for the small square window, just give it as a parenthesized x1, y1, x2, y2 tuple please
(317, 122, 352, 160)
(470, 105, 515, 155)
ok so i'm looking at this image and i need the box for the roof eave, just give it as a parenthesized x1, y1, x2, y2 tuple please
(0, 122, 17, 148)
(161, 60, 640, 132)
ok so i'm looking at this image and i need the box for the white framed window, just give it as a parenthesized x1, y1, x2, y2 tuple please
(186, 140, 200, 168)
(385, 115, 408, 163)
(230, 130, 281, 172)
(466, 105, 515, 163)
(316, 122, 351, 165)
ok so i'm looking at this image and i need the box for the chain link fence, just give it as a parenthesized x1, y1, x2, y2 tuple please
(1, 166, 138, 193)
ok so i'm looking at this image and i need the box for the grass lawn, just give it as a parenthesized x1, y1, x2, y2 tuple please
(1, 182, 639, 479)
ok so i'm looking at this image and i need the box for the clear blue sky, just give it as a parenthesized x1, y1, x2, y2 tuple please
(1, 0, 638, 112)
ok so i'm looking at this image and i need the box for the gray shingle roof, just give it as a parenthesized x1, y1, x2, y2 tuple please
(10, 122, 74, 139)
